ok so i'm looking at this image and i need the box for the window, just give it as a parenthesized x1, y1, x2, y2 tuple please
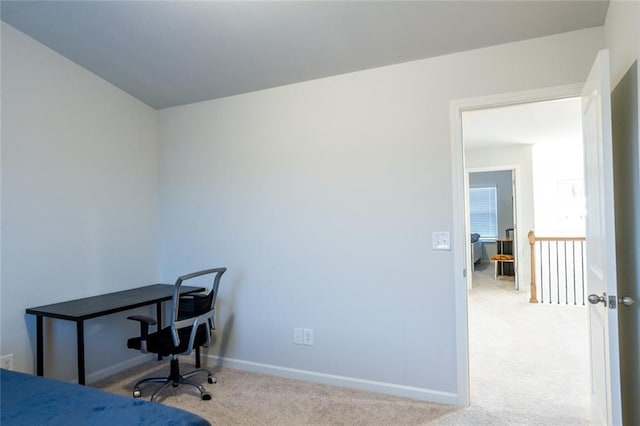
(469, 186, 498, 241)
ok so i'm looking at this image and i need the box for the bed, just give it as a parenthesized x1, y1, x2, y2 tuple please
(471, 233, 482, 267)
(0, 369, 210, 426)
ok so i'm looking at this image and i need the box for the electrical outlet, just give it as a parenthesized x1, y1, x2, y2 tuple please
(303, 328, 313, 346)
(293, 328, 303, 345)
(0, 354, 14, 370)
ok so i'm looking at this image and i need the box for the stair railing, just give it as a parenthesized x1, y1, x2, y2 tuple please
(528, 230, 587, 305)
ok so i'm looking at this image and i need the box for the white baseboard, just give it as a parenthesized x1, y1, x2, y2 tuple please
(204, 355, 458, 406)
(85, 354, 153, 385)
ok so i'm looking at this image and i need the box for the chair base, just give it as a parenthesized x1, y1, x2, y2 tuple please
(133, 357, 216, 402)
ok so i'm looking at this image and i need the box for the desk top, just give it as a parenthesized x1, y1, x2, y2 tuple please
(26, 284, 204, 321)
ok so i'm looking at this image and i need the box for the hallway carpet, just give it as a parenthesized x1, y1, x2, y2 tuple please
(465, 262, 590, 425)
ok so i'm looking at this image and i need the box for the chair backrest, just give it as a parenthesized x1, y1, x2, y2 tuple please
(506, 227, 514, 239)
(169, 268, 227, 353)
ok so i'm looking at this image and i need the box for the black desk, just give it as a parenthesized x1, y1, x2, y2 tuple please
(26, 284, 204, 385)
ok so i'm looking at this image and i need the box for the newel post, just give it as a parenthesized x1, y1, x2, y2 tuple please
(528, 230, 538, 303)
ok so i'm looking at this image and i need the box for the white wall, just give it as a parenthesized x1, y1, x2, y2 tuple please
(604, 1, 640, 424)
(532, 141, 586, 237)
(157, 28, 602, 402)
(0, 23, 159, 381)
(605, 0, 640, 89)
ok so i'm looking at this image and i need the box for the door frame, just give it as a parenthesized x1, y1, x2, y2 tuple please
(450, 83, 584, 406)
(466, 166, 521, 291)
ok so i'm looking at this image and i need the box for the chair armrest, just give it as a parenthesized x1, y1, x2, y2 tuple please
(127, 315, 157, 353)
(127, 315, 157, 325)
(127, 315, 157, 340)
(171, 308, 216, 353)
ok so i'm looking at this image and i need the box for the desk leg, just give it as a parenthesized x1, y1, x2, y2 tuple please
(77, 321, 86, 385)
(156, 302, 163, 361)
(36, 316, 44, 376)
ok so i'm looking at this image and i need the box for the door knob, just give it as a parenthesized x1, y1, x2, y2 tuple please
(588, 293, 607, 306)
(619, 296, 635, 306)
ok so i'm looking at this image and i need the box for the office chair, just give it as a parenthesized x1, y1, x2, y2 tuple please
(127, 267, 227, 401)
(176, 272, 222, 369)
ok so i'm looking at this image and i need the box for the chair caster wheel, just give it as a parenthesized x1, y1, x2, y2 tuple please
(202, 392, 212, 401)
(207, 376, 216, 384)
(133, 388, 141, 398)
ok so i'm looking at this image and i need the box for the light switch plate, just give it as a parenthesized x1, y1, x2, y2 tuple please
(432, 232, 451, 250)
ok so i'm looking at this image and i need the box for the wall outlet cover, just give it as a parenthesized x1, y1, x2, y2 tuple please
(303, 328, 314, 346)
(0, 354, 14, 370)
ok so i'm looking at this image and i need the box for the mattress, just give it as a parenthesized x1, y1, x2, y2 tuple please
(0, 369, 210, 426)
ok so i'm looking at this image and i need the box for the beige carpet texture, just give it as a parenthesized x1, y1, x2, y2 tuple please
(95, 362, 458, 425)
(94, 263, 591, 425)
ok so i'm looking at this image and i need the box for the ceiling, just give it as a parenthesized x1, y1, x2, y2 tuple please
(462, 97, 583, 149)
(1, 1, 609, 110)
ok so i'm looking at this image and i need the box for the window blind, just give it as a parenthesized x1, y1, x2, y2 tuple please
(469, 186, 498, 240)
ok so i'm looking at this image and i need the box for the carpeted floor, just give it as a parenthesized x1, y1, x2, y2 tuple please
(93, 362, 459, 425)
(93, 263, 591, 425)
(466, 263, 590, 425)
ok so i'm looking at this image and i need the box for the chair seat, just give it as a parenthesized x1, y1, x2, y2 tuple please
(127, 324, 210, 357)
(490, 254, 514, 261)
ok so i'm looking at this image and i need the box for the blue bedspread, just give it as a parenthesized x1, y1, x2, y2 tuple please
(0, 369, 210, 426)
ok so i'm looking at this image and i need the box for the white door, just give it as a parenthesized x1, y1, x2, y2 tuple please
(582, 49, 622, 426)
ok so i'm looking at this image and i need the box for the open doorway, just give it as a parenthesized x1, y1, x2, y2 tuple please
(459, 96, 591, 420)
(467, 168, 517, 287)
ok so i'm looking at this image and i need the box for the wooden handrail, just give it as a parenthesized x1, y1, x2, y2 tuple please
(528, 230, 587, 304)
(528, 230, 538, 303)
(533, 236, 586, 242)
